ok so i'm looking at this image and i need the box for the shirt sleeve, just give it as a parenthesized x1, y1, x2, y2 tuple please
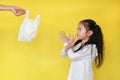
(60, 48, 68, 56)
(60, 43, 68, 57)
(67, 44, 98, 61)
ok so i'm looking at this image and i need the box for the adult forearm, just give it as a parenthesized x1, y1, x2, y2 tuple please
(0, 5, 12, 11)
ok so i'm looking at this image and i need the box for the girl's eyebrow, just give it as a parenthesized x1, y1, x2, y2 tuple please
(77, 27, 81, 29)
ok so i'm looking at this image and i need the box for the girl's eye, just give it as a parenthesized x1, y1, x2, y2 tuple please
(79, 28, 81, 30)
(77, 27, 81, 31)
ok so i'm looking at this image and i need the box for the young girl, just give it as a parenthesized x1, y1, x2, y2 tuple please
(59, 19, 104, 80)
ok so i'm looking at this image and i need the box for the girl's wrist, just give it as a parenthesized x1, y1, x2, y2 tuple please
(64, 42, 68, 47)
(64, 44, 70, 52)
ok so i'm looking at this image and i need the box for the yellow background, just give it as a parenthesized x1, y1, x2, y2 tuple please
(0, 0, 120, 80)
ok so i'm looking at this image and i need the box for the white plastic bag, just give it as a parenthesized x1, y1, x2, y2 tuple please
(18, 10, 40, 42)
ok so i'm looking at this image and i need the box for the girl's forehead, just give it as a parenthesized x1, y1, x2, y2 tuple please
(78, 23, 85, 28)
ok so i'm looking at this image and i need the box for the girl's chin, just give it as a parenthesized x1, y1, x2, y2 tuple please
(77, 37, 81, 40)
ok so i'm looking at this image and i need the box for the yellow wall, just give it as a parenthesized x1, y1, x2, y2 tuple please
(0, 0, 120, 80)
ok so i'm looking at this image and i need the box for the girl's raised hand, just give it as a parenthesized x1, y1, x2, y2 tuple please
(59, 31, 69, 43)
(67, 34, 76, 48)
(63, 34, 76, 52)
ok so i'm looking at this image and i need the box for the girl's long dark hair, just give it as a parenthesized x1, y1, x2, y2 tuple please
(74, 19, 104, 68)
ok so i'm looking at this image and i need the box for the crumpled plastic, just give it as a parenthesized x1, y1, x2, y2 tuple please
(18, 10, 40, 42)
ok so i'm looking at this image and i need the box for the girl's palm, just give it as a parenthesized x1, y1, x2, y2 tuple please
(68, 34, 76, 47)
(59, 31, 69, 43)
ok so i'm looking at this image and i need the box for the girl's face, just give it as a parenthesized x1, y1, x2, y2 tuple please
(77, 23, 88, 40)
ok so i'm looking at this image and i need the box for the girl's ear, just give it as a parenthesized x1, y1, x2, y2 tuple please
(87, 30, 93, 37)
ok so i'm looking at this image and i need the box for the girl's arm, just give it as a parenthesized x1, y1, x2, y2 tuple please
(59, 31, 76, 57)
(60, 43, 68, 56)
(61, 48, 68, 56)
(66, 44, 98, 61)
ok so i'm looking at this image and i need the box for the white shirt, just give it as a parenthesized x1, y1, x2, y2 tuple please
(61, 43, 98, 80)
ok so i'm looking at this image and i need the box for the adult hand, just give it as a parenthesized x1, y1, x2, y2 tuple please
(10, 6, 25, 16)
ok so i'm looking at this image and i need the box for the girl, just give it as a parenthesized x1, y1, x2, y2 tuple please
(59, 19, 104, 80)
(0, 4, 25, 16)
